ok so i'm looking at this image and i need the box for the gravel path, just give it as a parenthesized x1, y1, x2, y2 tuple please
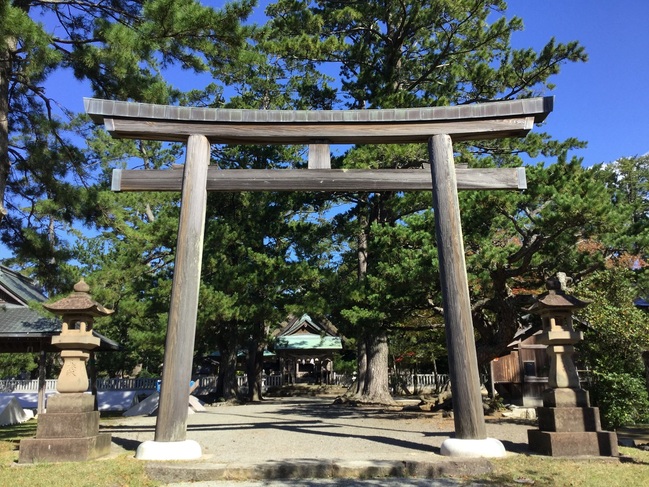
(102, 395, 533, 463)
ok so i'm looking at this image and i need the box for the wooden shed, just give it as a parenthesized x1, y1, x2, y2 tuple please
(490, 326, 549, 407)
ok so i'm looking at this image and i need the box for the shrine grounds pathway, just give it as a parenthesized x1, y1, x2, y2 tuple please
(101, 395, 535, 484)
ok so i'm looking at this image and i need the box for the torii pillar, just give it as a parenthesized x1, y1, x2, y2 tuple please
(429, 134, 505, 457)
(85, 96, 552, 460)
(135, 135, 210, 460)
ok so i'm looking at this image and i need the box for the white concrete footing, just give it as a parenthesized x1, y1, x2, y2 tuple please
(135, 439, 202, 460)
(440, 438, 506, 458)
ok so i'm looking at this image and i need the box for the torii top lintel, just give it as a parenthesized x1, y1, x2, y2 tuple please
(84, 97, 553, 145)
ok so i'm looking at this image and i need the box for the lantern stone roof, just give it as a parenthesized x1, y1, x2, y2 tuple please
(43, 279, 113, 317)
(527, 289, 588, 313)
(526, 277, 589, 313)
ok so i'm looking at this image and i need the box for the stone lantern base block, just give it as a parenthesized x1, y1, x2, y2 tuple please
(537, 406, 602, 432)
(440, 438, 506, 458)
(36, 410, 101, 438)
(542, 388, 590, 407)
(136, 440, 202, 461)
(19, 433, 112, 463)
(18, 393, 111, 464)
(47, 393, 95, 413)
(528, 430, 618, 457)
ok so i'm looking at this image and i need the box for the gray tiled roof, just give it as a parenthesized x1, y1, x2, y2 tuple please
(0, 304, 119, 351)
(85, 97, 553, 124)
(0, 305, 58, 334)
(0, 266, 47, 305)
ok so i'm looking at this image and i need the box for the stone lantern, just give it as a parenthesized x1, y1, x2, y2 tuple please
(45, 278, 112, 393)
(19, 279, 114, 463)
(527, 277, 618, 456)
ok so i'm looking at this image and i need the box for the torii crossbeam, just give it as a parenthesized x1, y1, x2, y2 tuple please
(86, 96, 553, 460)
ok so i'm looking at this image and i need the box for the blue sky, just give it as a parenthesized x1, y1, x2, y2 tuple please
(506, 0, 649, 165)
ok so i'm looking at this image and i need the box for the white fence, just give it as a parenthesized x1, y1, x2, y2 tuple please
(388, 373, 451, 393)
(407, 373, 450, 390)
(0, 379, 58, 393)
(95, 377, 159, 391)
(0, 373, 449, 394)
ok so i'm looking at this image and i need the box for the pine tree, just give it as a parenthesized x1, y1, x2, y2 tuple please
(194, 34, 337, 401)
(263, 0, 588, 403)
(0, 0, 253, 287)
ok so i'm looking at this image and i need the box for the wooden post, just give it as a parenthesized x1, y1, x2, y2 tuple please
(489, 359, 496, 399)
(90, 351, 98, 410)
(155, 134, 210, 442)
(308, 142, 331, 169)
(428, 134, 487, 440)
(37, 348, 46, 416)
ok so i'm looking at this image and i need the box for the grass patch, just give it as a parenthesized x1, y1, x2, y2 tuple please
(0, 420, 36, 442)
(0, 420, 157, 487)
(472, 447, 649, 486)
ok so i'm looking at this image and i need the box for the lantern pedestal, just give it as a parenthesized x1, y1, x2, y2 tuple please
(528, 429, 618, 457)
(19, 394, 112, 463)
(528, 389, 618, 456)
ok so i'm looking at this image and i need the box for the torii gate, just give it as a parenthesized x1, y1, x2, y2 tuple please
(86, 97, 553, 460)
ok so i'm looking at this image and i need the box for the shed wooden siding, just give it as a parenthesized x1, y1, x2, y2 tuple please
(492, 333, 549, 384)
(492, 351, 520, 383)
(519, 347, 549, 377)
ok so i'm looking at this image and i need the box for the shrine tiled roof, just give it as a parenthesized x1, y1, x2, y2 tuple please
(0, 266, 47, 306)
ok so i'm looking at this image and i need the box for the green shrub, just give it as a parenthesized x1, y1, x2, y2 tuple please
(589, 370, 649, 429)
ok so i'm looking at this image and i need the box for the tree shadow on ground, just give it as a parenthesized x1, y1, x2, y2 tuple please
(198, 402, 453, 440)
(260, 396, 451, 422)
(109, 435, 141, 452)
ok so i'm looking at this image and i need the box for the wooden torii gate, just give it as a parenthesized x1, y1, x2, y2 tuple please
(86, 96, 553, 459)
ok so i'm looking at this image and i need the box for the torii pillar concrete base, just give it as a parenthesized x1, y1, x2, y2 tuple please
(136, 440, 202, 461)
(441, 438, 506, 458)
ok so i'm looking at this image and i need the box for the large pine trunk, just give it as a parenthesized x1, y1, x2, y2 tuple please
(246, 321, 266, 402)
(216, 344, 238, 400)
(474, 270, 526, 366)
(344, 210, 394, 405)
(215, 321, 239, 400)
(345, 335, 367, 399)
(346, 332, 395, 405)
(0, 38, 14, 220)
(361, 332, 395, 405)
